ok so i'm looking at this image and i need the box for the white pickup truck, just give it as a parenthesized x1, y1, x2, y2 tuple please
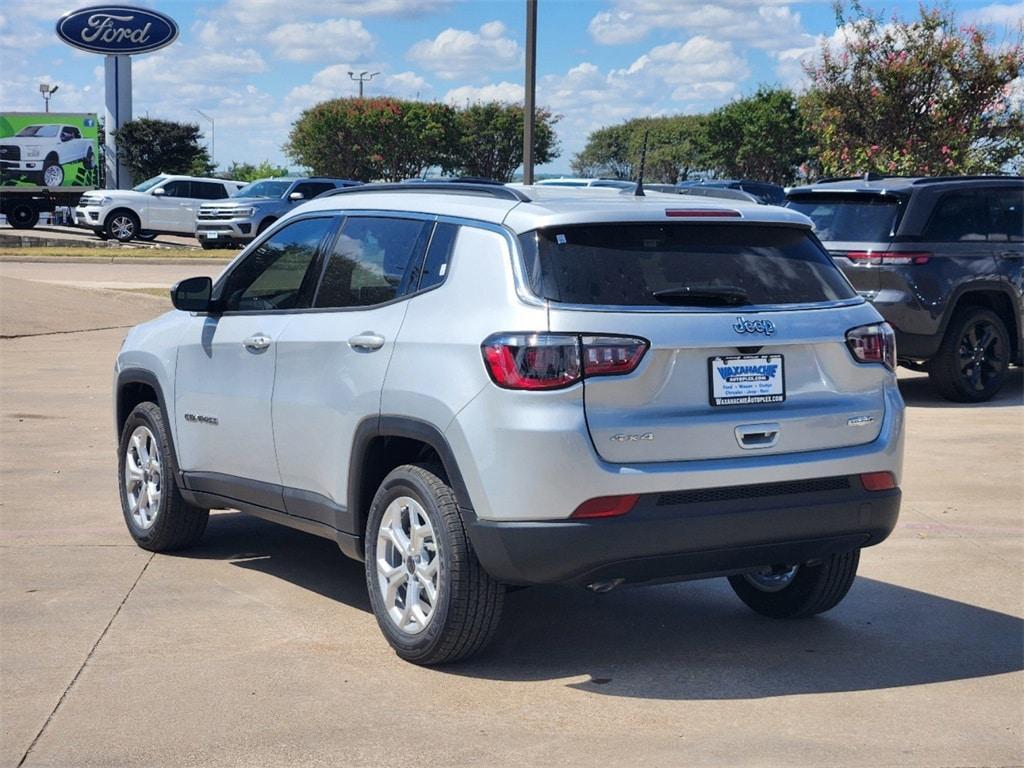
(0, 123, 95, 187)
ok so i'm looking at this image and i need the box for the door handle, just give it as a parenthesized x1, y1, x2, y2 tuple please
(242, 333, 272, 351)
(349, 332, 385, 351)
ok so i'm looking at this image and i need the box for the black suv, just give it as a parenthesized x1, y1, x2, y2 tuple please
(786, 176, 1023, 402)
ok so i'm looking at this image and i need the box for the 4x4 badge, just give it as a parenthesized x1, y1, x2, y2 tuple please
(733, 317, 776, 336)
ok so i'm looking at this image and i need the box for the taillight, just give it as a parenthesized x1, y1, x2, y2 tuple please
(846, 322, 896, 371)
(571, 494, 640, 519)
(481, 333, 648, 390)
(846, 251, 930, 265)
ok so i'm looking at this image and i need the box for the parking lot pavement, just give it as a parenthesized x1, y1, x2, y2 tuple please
(1, 263, 1021, 767)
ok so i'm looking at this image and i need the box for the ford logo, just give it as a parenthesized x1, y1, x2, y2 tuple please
(56, 6, 178, 55)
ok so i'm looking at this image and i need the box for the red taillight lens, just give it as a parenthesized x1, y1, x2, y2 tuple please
(571, 494, 640, 519)
(581, 335, 649, 376)
(860, 471, 896, 491)
(481, 333, 581, 390)
(482, 333, 648, 391)
(847, 251, 931, 265)
(846, 322, 896, 371)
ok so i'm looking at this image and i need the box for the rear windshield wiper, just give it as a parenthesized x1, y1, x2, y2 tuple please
(651, 285, 750, 307)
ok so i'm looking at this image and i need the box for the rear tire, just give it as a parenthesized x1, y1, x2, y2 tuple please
(928, 308, 1010, 402)
(365, 464, 504, 665)
(728, 549, 860, 619)
(118, 402, 208, 552)
(7, 203, 39, 229)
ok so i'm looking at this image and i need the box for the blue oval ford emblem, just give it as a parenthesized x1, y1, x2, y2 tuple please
(56, 6, 178, 55)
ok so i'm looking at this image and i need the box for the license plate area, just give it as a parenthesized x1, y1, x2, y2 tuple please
(709, 354, 785, 407)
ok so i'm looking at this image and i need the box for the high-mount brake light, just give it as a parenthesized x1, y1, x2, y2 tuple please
(665, 209, 741, 218)
(481, 334, 648, 391)
(845, 322, 896, 371)
(846, 251, 931, 265)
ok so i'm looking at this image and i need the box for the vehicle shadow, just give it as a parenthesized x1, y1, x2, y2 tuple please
(182, 513, 1021, 700)
(898, 367, 1023, 408)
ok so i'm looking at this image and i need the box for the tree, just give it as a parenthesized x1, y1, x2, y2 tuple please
(451, 102, 560, 181)
(225, 160, 291, 182)
(573, 115, 708, 182)
(800, 2, 1024, 176)
(285, 98, 458, 182)
(704, 87, 810, 183)
(114, 118, 212, 181)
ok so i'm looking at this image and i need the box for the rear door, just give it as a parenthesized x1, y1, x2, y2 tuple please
(525, 222, 890, 463)
(271, 214, 435, 527)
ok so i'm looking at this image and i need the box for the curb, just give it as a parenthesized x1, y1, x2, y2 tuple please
(0, 256, 232, 266)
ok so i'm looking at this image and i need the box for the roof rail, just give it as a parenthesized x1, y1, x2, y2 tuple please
(911, 175, 1024, 185)
(321, 182, 531, 202)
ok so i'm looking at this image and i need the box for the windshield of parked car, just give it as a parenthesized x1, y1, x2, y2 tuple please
(786, 193, 901, 242)
(132, 176, 167, 193)
(233, 180, 292, 199)
(16, 125, 60, 138)
(520, 223, 857, 307)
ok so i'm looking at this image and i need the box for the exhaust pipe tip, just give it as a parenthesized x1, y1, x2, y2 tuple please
(587, 578, 624, 594)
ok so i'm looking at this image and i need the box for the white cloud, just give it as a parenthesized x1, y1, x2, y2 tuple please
(588, 0, 808, 51)
(285, 64, 432, 109)
(209, 0, 448, 29)
(443, 81, 525, 105)
(966, 2, 1024, 26)
(267, 19, 374, 63)
(407, 21, 522, 80)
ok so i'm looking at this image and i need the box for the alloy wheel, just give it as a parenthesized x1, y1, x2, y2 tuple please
(957, 319, 1006, 394)
(743, 564, 799, 593)
(111, 216, 135, 240)
(124, 425, 162, 530)
(375, 496, 440, 635)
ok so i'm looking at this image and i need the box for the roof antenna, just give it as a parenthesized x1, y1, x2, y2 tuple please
(634, 129, 649, 197)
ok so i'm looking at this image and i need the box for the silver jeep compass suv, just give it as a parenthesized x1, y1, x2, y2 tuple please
(114, 182, 904, 664)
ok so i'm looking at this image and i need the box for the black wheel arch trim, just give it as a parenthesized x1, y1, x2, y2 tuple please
(348, 415, 475, 540)
(939, 281, 1022, 354)
(115, 368, 180, 481)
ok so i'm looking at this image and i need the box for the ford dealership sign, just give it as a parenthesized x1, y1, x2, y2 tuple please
(56, 6, 178, 55)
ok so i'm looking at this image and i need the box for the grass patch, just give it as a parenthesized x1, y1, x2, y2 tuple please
(0, 246, 238, 259)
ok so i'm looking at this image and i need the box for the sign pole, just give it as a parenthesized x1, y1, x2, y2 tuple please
(523, 0, 537, 185)
(104, 54, 133, 189)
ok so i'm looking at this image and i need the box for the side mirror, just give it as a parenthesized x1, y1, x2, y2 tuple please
(171, 276, 215, 313)
(288, 191, 305, 201)
(152, 187, 166, 196)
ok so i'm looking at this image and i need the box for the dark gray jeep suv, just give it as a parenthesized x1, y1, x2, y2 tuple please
(787, 176, 1023, 402)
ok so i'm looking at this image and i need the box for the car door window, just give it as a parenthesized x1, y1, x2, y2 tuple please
(192, 181, 228, 200)
(314, 217, 432, 308)
(160, 180, 191, 198)
(923, 189, 1023, 242)
(415, 222, 458, 291)
(291, 182, 334, 200)
(222, 217, 334, 312)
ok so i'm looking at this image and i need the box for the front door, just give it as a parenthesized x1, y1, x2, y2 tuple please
(148, 179, 192, 231)
(173, 215, 337, 506)
(272, 215, 435, 529)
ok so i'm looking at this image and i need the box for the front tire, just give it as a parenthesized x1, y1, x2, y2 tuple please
(928, 308, 1010, 402)
(728, 549, 860, 619)
(105, 210, 139, 243)
(42, 156, 64, 187)
(365, 464, 504, 665)
(7, 203, 39, 229)
(118, 402, 208, 551)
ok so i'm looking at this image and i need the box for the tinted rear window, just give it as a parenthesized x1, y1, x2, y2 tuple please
(785, 193, 901, 242)
(520, 224, 856, 307)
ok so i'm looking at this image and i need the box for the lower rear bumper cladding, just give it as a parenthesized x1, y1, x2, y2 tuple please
(463, 475, 900, 586)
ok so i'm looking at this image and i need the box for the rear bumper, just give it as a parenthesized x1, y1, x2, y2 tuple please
(465, 476, 900, 585)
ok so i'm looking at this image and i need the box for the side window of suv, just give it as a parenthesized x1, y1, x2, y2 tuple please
(314, 217, 431, 309)
(415, 222, 458, 291)
(291, 182, 334, 200)
(924, 188, 1024, 242)
(192, 181, 229, 200)
(222, 217, 334, 312)
(161, 180, 191, 198)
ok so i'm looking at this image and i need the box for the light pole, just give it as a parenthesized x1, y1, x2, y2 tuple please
(348, 70, 380, 98)
(523, 0, 537, 184)
(39, 83, 59, 112)
(194, 108, 214, 169)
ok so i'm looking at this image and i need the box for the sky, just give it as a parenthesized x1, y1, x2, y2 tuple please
(1, 0, 1021, 175)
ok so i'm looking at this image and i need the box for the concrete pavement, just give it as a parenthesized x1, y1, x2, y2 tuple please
(1, 263, 1021, 767)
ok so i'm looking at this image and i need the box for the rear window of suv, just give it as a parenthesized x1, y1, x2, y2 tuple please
(785, 193, 902, 242)
(519, 223, 856, 307)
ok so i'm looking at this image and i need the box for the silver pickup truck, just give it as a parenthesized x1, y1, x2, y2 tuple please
(194, 176, 360, 248)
